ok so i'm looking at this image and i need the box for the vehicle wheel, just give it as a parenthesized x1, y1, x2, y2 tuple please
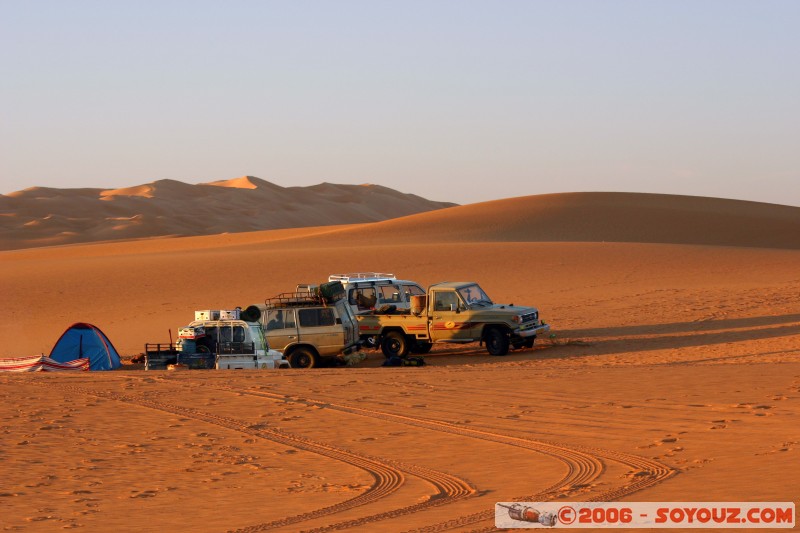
(523, 338, 535, 349)
(513, 338, 535, 350)
(381, 331, 410, 358)
(410, 341, 433, 354)
(195, 337, 214, 353)
(485, 327, 510, 356)
(288, 347, 317, 369)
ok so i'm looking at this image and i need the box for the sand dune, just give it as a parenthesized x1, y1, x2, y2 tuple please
(0, 177, 455, 250)
(304, 192, 800, 249)
(2, 192, 799, 530)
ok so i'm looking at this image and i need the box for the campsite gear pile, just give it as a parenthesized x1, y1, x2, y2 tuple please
(382, 355, 426, 367)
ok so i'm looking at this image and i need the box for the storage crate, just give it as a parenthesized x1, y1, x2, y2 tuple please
(195, 310, 220, 321)
(318, 281, 345, 302)
(220, 309, 240, 320)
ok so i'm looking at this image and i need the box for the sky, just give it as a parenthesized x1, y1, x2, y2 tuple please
(1, 1, 798, 206)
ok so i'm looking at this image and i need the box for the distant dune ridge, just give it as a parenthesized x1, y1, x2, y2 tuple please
(2, 184, 799, 251)
(0, 177, 455, 250)
(306, 192, 800, 250)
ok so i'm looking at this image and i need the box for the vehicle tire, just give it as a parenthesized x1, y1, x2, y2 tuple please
(381, 331, 410, 358)
(195, 337, 214, 353)
(485, 327, 510, 356)
(523, 338, 535, 349)
(513, 338, 535, 350)
(410, 341, 433, 354)
(288, 347, 317, 369)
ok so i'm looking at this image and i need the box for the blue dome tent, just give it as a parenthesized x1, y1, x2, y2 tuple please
(49, 323, 121, 371)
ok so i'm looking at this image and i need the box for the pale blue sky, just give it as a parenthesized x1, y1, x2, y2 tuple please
(1, 1, 798, 205)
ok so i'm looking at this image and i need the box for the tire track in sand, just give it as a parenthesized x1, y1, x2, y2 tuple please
(222, 386, 675, 533)
(52, 384, 474, 532)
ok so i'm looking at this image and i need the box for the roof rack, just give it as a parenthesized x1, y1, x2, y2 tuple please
(264, 292, 326, 309)
(328, 272, 396, 283)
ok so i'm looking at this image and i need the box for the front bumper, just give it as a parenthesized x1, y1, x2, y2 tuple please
(515, 322, 550, 338)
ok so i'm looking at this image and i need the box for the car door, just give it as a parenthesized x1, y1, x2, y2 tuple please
(337, 301, 359, 348)
(428, 290, 475, 342)
(264, 309, 298, 352)
(298, 307, 343, 356)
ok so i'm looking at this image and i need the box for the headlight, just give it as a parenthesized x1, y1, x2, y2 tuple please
(511, 315, 521, 323)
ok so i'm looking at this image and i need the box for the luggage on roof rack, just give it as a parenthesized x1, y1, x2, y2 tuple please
(266, 281, 345, 308)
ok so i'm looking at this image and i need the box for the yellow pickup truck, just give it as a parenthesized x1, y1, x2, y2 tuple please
(357, 281, 550, 357)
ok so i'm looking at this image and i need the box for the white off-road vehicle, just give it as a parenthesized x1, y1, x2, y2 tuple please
(326, 273, 426, 314)
(149, 309, 289, 370)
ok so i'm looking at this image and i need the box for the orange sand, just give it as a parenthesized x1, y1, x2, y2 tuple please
(1, 193, 798, 531)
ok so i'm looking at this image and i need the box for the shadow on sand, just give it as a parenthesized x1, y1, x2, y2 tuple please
(418, 313, 800, 366)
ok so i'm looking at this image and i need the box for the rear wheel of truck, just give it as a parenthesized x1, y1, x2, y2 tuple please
(288, 347, 317, 369)
(381, 331, 410, 358)
(411, 341, 433, 354)
(485, 327, 510, 356)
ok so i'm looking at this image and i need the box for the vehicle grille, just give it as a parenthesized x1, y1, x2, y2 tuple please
(521, 311, 538, 323)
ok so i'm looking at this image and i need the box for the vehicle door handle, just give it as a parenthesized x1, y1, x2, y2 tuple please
(287, 336, 296, 339)
(433, 316, 442, 319)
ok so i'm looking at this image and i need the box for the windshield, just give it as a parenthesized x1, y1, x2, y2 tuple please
(457, 284, 492, 306)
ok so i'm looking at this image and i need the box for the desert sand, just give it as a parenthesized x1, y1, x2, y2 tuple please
(1, 193, 799, 531)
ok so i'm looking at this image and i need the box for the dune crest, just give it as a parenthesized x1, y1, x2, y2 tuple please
(304, 192, 800, 250)
(100, 184, 155, 198)
(204, 176, 260, 189)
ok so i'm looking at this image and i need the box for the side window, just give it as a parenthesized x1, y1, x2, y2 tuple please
(404, 284, 425, 300)
(378, 285, 400, 303)
(299, 308, 336, 327)
(218, 326, 246, 343)
(266, 309, 296, 330)
(349, 287, 377, 309)
(433, 291, 458, 311)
